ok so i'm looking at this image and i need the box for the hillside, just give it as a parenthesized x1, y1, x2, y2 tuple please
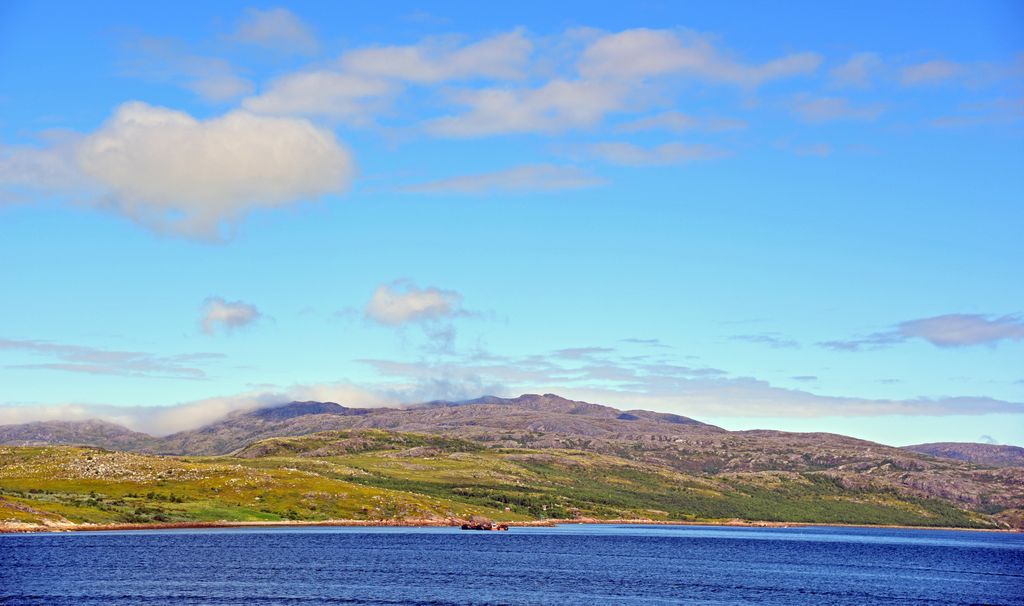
(2, 428, 1022, 532)
(2, 394, 1022, 531)
(0, 420, 155, 452)
(903, 442, 1024, 468)
(0, 394, 720, 456)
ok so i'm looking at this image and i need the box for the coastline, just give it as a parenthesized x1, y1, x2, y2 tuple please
(2, 516, 1019, 535)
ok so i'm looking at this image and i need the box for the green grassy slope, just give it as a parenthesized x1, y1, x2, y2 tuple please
(0, 430, 1003, 529)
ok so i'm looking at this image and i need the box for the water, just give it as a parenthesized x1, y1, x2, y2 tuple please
(1, 524, 1022, 605)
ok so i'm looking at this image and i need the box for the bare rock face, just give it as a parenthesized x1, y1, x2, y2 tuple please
(903, 442, 1024, 468)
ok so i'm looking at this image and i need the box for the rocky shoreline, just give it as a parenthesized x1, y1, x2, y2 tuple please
(3, 516, 1017, 535)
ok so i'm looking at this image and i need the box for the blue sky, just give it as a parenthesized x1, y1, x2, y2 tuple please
(1, 1, 1022, 445)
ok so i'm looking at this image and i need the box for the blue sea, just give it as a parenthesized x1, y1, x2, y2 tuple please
(1, 524, 1022, 605)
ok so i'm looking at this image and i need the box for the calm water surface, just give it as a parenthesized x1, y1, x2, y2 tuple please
(1, 524, 1022, 605)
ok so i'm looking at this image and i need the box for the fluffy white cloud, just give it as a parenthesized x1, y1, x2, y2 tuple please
(583, 141, 726, 166)
(578, 28, 822, 86)
(404, 164, 604, 193)
(201, 297, 261, 335)
(1, 102, 354, 239)
(232, 7, 319, 55)
(340, 30, 532, 83)
(365, 281, 464, 326)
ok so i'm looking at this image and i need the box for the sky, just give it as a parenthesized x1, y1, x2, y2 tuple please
(0, 1, 1022, 446)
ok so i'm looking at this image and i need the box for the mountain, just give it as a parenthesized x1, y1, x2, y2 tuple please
(0, 419, 154, 451)
(151, 401, 375, 455)
(903, 442, 1024, 468)
(0, 393, 717, 456)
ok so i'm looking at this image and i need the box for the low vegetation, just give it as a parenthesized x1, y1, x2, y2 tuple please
(2, 429, 1013, 531)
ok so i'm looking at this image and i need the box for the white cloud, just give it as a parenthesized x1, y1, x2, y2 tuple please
(122, 36, 254, 103)
(365, 280, 464, 326)
(821, 314, 1024, 350)
(900, 60, 963, 86)
(900, 314, 1024, 347)
(583, 141, 726, 166)
(426, 79, 632, 137)
(1, 102, 354, 239)
(357, 351, 1024, 419)
(0, 338, 221, 379)
(187, 73, 254, 102)
(0, 131, 90, 197)
(0, 382, 399, 436)
(792, 143, 832, 157)
(243, 70, 398, 123)
(830, 52, 881, 88)
(340, 30, 532, 83)
(201, 297, 261, 335)
(243, 30, 532, 123)
(232, 7, 319, 55)
(404, 164, 605, 193)
(578, 28, 822, 87)
(791, 96, 885, 123)
(617, 111, 747, 133)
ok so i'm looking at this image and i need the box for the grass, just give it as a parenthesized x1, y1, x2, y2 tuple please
(0, 433, 995, 529)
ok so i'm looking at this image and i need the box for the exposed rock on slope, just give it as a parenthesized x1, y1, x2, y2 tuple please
(0, 420, 155, 451)
(903, 442, 1024, 468)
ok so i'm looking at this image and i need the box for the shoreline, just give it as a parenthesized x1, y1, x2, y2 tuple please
(2, 517, 1019, 535)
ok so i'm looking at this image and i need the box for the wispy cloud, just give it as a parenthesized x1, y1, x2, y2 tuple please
(243, 30, 530, 124)
(578, 28, 821, 87)
(731, 333, 800, 349)
(231, 7, 319, 55)
(355, 345, 1023, 418)
(829, 52, 881, 88)
(121, 36, 254, 102)
(900, 59, 964, 86)
(899, 55, 1023, 88)
(201, 297, 261, 335)
(791, 96, 885, 123)
(617, 111, 747, 133)
(425, 79, 633, 137)
(340, 30, 531, 83)
(403, 164, 605, 194)
(821, 314, 1024, 351)
(581, 141, 727, 166)
(620, 338, 671, 349)
(0, 338, 222, 379)
(932, 96, 1024, 128)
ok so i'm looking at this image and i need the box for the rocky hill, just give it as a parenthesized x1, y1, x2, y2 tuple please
(3, 428, 1022, 532)
(1, 394, 1021, 529)
(0, 420, 155, 452)
(903, 442, 1024, 468)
